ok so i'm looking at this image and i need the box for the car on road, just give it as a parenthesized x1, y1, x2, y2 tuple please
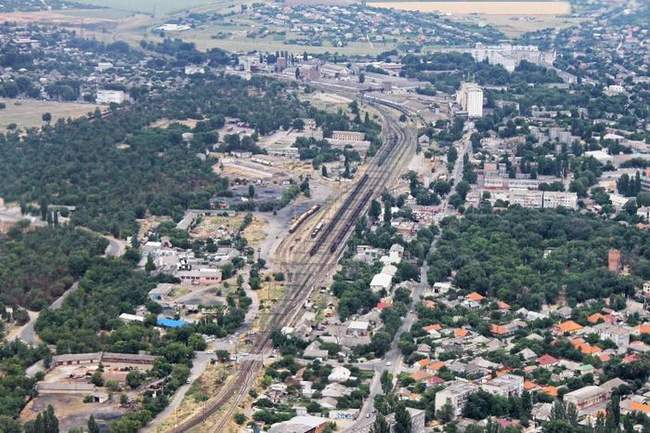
(385, 361, 392, 366)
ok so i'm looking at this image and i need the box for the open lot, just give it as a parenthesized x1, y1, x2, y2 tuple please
(22, 395, 127, 433)
(0, 8, 126, 24)
(469, 13, 581, 36)
(180, 29, 391, 55)
(0, 99, 100, 131)
(368, 1, 571, 15)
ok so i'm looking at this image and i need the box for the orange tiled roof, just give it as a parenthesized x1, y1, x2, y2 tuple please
(410, 370, 432, 382)
(497, 301, 511, 310)
(631, 401, 650, 414)
(524, 380, 539, 391)
(570, 338, 602, 354)
(490, 324, 509, 335)
(555, 320, 583, 333)
(598, 353, 611, 362)
(588, 312, 614, 324)
(467, 292, 485, 302)
(542, 386, 558, 397)
(638, 324, 650, 334)
(454, 328, 469, 337)
(427, 361, 446, 371)
(418, 359, 430, 368)
(423, 324, 442, 333)
(587, 313, 606, 324)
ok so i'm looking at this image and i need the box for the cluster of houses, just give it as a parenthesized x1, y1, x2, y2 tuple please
(218, 4, 494, 47)
(391, 280, 650, 430)
(356, 244, 405, 294)
(0, 24, 203, 108)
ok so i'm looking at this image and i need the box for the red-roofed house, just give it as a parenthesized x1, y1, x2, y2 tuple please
(537, 354, 559, 367)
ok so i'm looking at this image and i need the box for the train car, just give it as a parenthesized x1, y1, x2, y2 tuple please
(288, 205, 321, 233)
(311, 221, 324, 239)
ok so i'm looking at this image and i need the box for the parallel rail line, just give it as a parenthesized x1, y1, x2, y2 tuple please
(165, 100, 413, 433)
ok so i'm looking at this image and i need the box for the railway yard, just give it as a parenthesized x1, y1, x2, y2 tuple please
(156, 96, 418, 433)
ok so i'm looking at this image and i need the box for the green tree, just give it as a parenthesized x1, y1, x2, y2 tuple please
(437, 400, 454, 422)
(370, 413, 390, 433)
(394, 403, 411, 433)
(370, 199, 382, 220)
(381, 371, 393, 394)
(126, 371, 143, 389)
(90, 370, 104, 387)
(145, 255, 156, 273)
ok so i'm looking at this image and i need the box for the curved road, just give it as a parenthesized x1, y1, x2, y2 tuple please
(13, 229, 126, 347)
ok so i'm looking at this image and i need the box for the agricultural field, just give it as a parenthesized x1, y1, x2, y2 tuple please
(367, 0, 574, 36)
(367, 1, 571, 15)
(469, 13, 582, 36)
(0, 99, 100, 131)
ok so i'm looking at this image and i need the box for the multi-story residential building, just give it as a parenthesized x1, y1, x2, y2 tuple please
(467, 189, 578, 209)
(468, 43, 556, 72)
(456, 82, 483, 118)
(594, 323, 630, 354)
(481, 374, 524, 397)
(563, 386, 609, 415)
(434, 381, 480, 417)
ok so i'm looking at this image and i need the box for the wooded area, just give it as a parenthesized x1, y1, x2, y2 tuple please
(428, 207, 648, 309)
(0, 76, 308, 236)
(0, 225, 107, 309)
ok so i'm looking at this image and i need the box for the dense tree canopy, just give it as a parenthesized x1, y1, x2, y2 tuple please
(0, 76, 308, 236)
(428, 207, 647, 309)
(0, 224, 107, 309)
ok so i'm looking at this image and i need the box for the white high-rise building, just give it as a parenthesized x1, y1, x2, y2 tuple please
(456, 82, 483, 118)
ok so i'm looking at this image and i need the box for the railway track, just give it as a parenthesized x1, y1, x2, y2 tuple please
(164, 101, 413, 433)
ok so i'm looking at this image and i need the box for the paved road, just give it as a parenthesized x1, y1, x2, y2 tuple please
(142, 265, 260, 432)
(104, 235, 126, 257)
(13, 228, 126, 346)
(142, 351, 217, 433)
(14, 281, 80, 346)
(78, 227, 126, 257)
(344, 122, 474, 431)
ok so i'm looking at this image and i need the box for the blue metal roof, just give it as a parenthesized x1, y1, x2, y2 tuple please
(156, 318, 188, 328)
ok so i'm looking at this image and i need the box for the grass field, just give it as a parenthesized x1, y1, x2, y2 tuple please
(74, 0, 216, 15)
(0, 99, 100, 131)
